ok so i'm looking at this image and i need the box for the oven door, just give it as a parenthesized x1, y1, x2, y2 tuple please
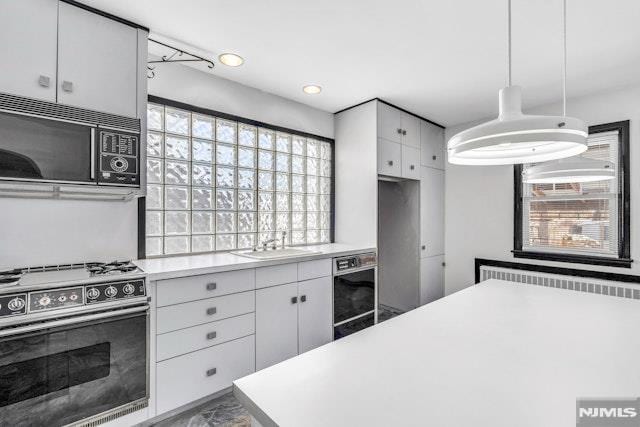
(0, 306, 148, 427)
(0, 111, 96, 185)
(333, 267, 376, 324)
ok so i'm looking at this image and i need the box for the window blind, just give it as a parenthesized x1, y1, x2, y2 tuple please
(522, 130, 620, 257)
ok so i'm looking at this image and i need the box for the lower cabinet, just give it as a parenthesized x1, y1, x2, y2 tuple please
(420, 255, 445, 305)
(256, 276, 333, 370)
(156, 335, 255, 414)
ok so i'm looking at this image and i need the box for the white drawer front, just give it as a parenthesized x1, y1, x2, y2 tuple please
(298, 258, 332, 281)
(156, 335, 255, 414)
(255, 263, 297, 289)
(157, 291, 255, 334)
(156, 269, 255, 307)
(157, 313, 255, 361)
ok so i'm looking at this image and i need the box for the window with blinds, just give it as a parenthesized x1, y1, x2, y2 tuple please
(144, 101, 334, 257)
(521, 130, 620, 257)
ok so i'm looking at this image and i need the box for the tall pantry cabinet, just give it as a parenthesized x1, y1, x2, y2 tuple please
(335, 99, 445, 312)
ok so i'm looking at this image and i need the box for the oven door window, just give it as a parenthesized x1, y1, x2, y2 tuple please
(0, 112, 94, 183)
(0, 312, 147, 427)
(334, 268, 376, 324)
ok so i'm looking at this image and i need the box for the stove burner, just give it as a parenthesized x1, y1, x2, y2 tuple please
(87, 261, 139, 276)
(0, 269, 22, 288)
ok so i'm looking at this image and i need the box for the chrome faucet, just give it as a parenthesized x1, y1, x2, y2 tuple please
(261, 238, 278, 251)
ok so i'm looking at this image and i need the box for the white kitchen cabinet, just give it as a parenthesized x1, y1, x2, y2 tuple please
(420, 255, 444, 305)
(298, 277, 333, 353)
(420, 166, 445, 257)
(256, 282, 299, 370)
(377, 138, 402, 177)
(57, 2, 138, 117)
(256, 275, 333, 370)
(156, 335, 255, 414)
(401, 112, 420, 148)
(377, 102, 403, 144)
(0, 0, 58, 102)
(401, 145, 421, 180)
(420, 121, 445, 170)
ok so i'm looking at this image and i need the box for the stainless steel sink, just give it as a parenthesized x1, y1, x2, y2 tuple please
(231, 247, 322, 259)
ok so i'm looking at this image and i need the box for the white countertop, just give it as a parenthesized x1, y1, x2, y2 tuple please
(233, 279, 640, 427)
(134, 243, 375, 281)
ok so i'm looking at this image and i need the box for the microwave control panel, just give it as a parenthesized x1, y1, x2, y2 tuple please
(98, 130, 140, 186)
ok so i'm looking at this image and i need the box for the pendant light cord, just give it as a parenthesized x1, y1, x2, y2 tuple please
(562, 0, 567, 116)
(507, 0, 512, 87)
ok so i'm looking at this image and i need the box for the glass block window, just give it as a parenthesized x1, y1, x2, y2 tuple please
(145, 103, 333, 256)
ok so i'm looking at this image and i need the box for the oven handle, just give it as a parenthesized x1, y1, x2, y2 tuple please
(90, 127, 96, 180)
(0, 305, 148, 338)
(333, 265, 377, 277)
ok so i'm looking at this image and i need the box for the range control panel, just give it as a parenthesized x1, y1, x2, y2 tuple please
(85, 279, 146, 304)
(0, 279, 146, 318)
(29, 287, 83, 312)
(0, 293, 27, 318)
(334, 252, 377, 272)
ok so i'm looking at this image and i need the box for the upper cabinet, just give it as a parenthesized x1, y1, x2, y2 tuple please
(0, 0, 58, 102)
(420, 121, 445, 170)
(58, 2, 138, 117)
(0, 0, 144, 118)
(377, 103, 420, 148)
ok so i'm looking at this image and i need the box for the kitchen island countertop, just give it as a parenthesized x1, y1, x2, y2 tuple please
(233, 279, 640, 427)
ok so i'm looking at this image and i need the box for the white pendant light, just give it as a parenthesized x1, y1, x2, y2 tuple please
(447, 0, 588, 165)
(522, 156, 615, 183)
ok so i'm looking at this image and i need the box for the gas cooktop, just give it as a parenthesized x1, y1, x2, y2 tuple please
(0, 261, 144, 290)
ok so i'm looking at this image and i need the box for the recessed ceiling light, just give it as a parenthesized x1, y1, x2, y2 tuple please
(303, 85, 322, 94)
(218, 53, 244, 67)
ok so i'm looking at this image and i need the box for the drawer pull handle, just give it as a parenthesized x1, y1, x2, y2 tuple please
(206, 368, 217, 377)
(291, 296, 298, 304)
(410, 165, 415, 170)
(62, 80, 73, 93)
(206, 307, 217, 316)
(300, 295, 307, 303)
(397, 128, 402, 134)
(387, 160, 394, 166)
(207, 331, 217, 340)
(432, 155, 437, 161)
(402, 129, 407, 135)
(206, 282, 217, 291)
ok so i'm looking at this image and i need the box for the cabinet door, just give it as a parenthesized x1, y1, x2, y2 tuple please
(420, 121, 445, 170)
(377, 138, 402, 177)
(401, 112, 420, 148)
(256, 282, 299, 370)
(377, 102, 402, 143)
(420, 255, 445, 305)
(420, 166, 444, 257)
(298, 277, 333, 354)
(0, 0, 57, 102)
(58, 2, 137, 117)
(401, 145, 420, 180)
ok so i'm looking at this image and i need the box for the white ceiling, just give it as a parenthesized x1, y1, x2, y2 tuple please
(81, 0, 640, 127)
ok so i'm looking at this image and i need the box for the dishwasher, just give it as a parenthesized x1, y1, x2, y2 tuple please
(332, 252, 377, 339)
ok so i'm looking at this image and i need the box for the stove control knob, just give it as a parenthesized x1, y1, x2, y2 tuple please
(8, 297, 25, 311)
(123, 284, 135, 295)
(105, 286, 118, 298)
(58, 295, 67, 303)
(38, 296, 51, 306)
(69, 293, 78, 301)
(86, 288, 100, 299)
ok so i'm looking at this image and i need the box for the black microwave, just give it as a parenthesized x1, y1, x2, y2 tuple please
(0, 94, 141, 188)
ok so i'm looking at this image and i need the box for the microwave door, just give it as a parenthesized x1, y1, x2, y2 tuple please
(0, 112, 96, 184)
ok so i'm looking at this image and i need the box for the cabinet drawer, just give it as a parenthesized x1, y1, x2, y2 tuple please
(156, 269, 255, 307)
(377, 138, 402, 177)
(255, 263, 297, 289)
(157, 291, 255, 334)
(298, 258, 332, 281)
(157, 313, 255, 361)
(402, 145, 420, 180)
(156, 335, 255, 414)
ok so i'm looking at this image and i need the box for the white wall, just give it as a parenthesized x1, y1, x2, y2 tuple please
(148, 60, 334, 139)
(0, 63, 333, 268)
(444, 84, 640, 295)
